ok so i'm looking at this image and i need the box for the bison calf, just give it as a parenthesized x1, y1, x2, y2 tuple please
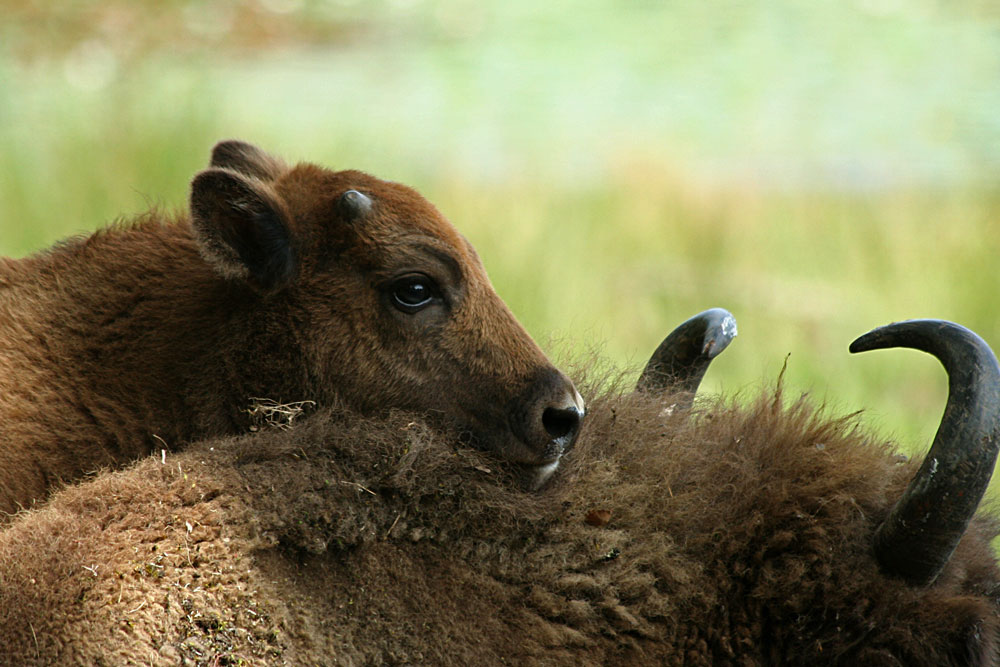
(0, 141, 583, 515)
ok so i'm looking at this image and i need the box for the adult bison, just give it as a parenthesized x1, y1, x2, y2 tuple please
(0, 141, 583, 515)
(1, 316, 997, 666)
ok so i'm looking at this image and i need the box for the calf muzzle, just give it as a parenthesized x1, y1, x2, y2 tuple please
(513, 368, 585, 465)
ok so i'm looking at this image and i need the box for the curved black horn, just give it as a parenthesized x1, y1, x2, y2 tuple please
(636, 308, 737, 403)
(850, 320, 1000, 586)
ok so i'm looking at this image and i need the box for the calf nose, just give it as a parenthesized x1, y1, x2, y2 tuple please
(520, 371, 585, 462)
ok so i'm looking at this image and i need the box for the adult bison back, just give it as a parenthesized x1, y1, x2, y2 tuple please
(0, 141, 582, 515)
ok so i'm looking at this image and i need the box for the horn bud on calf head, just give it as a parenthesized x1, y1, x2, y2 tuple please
(338, 189, 373, 219)
(850, 320, 1000, 586)
(189, 167, 297, 291)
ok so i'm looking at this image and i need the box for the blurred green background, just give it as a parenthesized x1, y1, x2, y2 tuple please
(2, 0, 998, 455)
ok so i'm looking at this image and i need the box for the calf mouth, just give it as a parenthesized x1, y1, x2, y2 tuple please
(460, 427, 565, 467)
(457, 384, 585, 488)
(457, 422, 571, 489)
(497, 430, 580, 490)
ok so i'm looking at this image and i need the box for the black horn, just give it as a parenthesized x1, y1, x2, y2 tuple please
(850, 319, 1000, 586)
(637, 308, 737, 404)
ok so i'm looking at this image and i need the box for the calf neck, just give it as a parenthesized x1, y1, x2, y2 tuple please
(0, 141, 583, 515)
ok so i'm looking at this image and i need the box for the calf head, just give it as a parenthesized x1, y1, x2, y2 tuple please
(190, 141, 583, 487)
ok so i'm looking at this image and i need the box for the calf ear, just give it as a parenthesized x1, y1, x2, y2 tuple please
(190, 168, 296, 290)
(208, 140, 286, 181)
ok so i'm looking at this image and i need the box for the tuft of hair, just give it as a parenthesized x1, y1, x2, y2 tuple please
(245, 397, 316, 432)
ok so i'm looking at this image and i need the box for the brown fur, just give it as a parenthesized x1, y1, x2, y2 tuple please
(1, 380, 996, 665)
(0, 142, 580, 516)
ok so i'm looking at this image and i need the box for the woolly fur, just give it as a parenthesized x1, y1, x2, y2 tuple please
(1, 378, 998, 665)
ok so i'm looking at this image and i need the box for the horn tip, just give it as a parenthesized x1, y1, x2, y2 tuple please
(702, 310, 738, 360)
(848, 334, 875, 354)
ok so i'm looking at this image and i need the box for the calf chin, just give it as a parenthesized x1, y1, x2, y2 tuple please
(517, 460, 563, 490)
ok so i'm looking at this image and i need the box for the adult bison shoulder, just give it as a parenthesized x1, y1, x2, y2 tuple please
(1, 319, 997, 665)
(0, 141, 582, 514)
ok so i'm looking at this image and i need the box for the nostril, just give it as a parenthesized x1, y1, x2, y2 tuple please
(542, 406, 582, 442)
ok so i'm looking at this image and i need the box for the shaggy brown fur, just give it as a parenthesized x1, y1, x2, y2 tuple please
(1, 382, 996, 665)
(0, 141, 581, 516)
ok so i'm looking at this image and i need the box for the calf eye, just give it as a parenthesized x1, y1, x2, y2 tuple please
(390, 275, 439, 313)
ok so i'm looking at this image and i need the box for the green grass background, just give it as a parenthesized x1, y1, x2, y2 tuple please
(2, 1, 998, 458)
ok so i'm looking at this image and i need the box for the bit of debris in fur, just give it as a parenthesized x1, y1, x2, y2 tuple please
(245, 398, 316, 432)
(584, 509, 612, 527)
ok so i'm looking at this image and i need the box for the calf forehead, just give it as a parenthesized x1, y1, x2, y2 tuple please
(287, 166, 478, 267)
(361, 177, 469, 250)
